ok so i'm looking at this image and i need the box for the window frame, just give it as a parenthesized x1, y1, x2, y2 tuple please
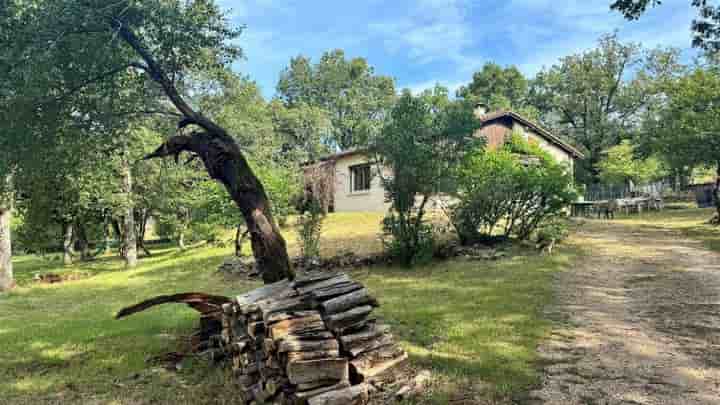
(349, 164, 372, 193)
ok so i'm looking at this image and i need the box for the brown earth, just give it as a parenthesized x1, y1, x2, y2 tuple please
(528, 221, 720, 404)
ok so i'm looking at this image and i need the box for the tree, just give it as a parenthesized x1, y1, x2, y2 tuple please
(457, 63, 538, 118)
(612, 0, 720, 52)
(277, 50, 396, 149)
(597, 140, 667, 188)
(4, 1, 293, 283)
(0, 175, 13, 292)
(529, 33, 681, 184)
(271, 101, 333, 162)
(650, 67, 720, 220)
(373, 89, 480, 266)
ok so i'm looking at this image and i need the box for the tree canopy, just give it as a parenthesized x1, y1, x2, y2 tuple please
(277, 49, 396, 149)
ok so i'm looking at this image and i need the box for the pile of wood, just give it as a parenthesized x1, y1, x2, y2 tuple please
(220, 272, 407, 404)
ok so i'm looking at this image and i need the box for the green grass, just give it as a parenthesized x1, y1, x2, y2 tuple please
(0, 212, 575, 404)
(611, 206, 720, 252)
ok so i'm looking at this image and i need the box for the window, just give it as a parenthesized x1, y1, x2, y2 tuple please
(350, 164, 371, 192)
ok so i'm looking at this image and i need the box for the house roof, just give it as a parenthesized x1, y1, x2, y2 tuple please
(318, 148, 367, 162)
(311, 110, 586, 163)
(479, 110, 585, 159)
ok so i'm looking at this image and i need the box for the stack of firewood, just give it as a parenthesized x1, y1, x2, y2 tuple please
(220, 272, 407, 404)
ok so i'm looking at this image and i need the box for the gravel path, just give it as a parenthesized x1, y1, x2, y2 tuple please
(528, 221, 720, 405)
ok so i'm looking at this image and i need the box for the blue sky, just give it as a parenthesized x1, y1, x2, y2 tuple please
(219, 0, 698, 99)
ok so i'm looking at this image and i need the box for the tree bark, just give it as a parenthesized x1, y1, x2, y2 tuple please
(135, 208, 152, 257)
(714, 162, 720, 223)
(121, 151, 138, 268)
(62, 222, 74, 266)
(0, 198, 13, 292)
(74, 222, 91, 261)
(114, 21, 293, 284)
(177, 207, 189, 250)
(235, 223, 248, 257)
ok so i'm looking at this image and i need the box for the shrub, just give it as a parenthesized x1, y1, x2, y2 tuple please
(534, 217, 571, 254)
(372, 89, 480, 266)
(449, 135, 577, 244)
(381, 210, 436, 267)
(295, 197, 324, 262)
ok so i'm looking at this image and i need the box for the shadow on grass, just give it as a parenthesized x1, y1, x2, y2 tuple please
(354, 248, 577, 399)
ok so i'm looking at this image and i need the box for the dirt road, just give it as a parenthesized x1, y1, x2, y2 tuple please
(528, 221, 720, 404)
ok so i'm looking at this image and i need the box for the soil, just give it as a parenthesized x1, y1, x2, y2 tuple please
(528, 221, 720, 404)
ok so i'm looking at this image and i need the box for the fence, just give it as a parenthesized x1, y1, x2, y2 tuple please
(583, 180, 668, 202)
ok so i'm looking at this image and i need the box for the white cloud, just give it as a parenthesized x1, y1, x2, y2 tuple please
(370, 0, 483, 70)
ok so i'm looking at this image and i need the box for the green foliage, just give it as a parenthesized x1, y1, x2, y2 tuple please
(535, 217, 571, 246)
(529, 33, 682, 183)
(457, 62, 539, 119)
(450, 137, 577, 244)
(373, 90, 481, 265)
(277, 49, 396, 149)
(295, 198, 324, 261)
(381, 212, 436, 267)
(270, 101, 333, 162)
(597, 140, 667, 186)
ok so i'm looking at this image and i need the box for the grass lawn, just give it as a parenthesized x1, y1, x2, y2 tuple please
(610, 206, 720, 252)
(0, 212, 577, 404)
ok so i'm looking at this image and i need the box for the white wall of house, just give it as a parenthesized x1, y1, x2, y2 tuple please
(329, 124, 577, 213)
(333, 154, 390, 212)
(513, 122, 575, 174)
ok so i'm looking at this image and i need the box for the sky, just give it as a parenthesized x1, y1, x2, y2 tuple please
(219, 0, 698, 99)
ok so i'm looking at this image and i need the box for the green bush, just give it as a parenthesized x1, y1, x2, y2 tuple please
(295, 198, 324, 261)
(381, 210, 436, 266)
(450, 135, 577, 244)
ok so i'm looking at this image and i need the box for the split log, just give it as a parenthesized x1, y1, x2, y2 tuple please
(307, 384, 369, 405)
(320, 288, 376, 315)
(292, 381, 351, 402)
(343, 333, 395, 357)
(350, 345, 408, 381)
(286, 349, 341, 362)
(278, 338, 339, 354)
(324, 305, 374, 332)
(270, 313, 325, 340)
(286, 358, 349, 385)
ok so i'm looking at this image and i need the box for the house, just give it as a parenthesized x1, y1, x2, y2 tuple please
(305, 104, 585, 213)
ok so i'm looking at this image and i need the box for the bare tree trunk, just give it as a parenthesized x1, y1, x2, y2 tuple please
(63, 222, 74, 266)
(75, 222, 91, 261)
(114, 22, 293, 283)
(177, 207, 189, 250)
(135, 208, 152, 257)
(714, 162, 720, 223)
(235, 223, 249, 257)
(121, 152, 137, 268)
(0, 199, 13, 292)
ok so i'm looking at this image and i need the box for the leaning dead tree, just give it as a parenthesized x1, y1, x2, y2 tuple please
(11, 2, 294, 282)
(110, 21, 294, 283)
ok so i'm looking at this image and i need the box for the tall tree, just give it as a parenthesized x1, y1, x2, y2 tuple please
(3, 0, 293, 283)
(373, 89, 480, 266)
(612, 0, 720, 52)
(277, 50, 396, 149)
(529, 34, 681, 183)
(0, 175, 13, 292)
(649, 67, 720, 220)
(457, 63, 536, 118)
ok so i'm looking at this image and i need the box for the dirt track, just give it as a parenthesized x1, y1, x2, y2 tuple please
(528, 221, 720, 404)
